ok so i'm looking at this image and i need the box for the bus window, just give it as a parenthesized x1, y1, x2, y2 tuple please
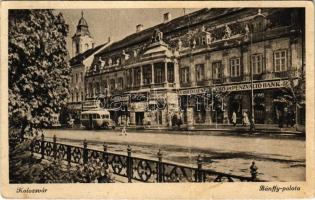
(102, 115, 109, 119)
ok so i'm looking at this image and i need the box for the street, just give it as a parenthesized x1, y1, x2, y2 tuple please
(42, 128, 305, 182)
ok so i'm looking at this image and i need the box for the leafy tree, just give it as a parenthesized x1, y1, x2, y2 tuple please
(8, 10, 70, 136)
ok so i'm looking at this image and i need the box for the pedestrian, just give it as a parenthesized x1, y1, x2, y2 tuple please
(243, 112, 249, 127)
(121, 125, 127, 136)
(232, 111, 237, 126)
(284, 107, 289, 127)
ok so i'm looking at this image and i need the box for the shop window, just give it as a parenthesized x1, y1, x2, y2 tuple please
(212, 61, 223, 80)
(252, 54, 263, 74)
(274, 50, 287, 72)
(167, 63, 174, 83)
(110, 79, 115, 91)
(196, 64, 205, 82)
(154, 64, 164, 84)
(230, 58, 241, 77)
(134, 67, 141, 86)
(180, 67, 190, 83)
(142, 65, 152, 85)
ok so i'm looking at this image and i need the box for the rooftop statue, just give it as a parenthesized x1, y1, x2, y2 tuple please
(224, 24, 232, 39)
(152, 29, 163, 43)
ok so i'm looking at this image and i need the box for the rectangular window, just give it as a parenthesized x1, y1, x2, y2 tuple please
(154, 64, 164, 84)
(274, 50, 287, 72)
(80, 72, 83, 82)
(252, 54, 263, 74)
(142, 65, 152, 85)
(230, 58, 241, 77)
(110, 79, 115, 91)
(167, 63, 174, 83)
(76, 73, 78, 83)
(117, 77, 124, 90)
(180, 67, 190, 83)
(196, 64, 205, 82)
(81, 92, 84, 101)
(212, 61, 222, 79)
(134, 67, 141, 86)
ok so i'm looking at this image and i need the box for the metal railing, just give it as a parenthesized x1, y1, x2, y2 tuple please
(26, 134, 261, 183)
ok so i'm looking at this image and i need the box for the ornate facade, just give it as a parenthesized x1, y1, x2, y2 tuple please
(85, 8, 305, 128)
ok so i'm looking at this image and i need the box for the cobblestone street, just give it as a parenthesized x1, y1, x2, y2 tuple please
(43, 128, 305, 182)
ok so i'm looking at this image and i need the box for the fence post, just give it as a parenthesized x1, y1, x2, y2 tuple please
(53, 135, 57, 160)
(103, 143, 108, 167)
(40, 133, 45, 159)
(83, 139, 88, 164)
(157, 149, 163, 183)
(30, 138, 34, 157)
(127, 145, 132, 183)
(197, 154, 203, 182)
(66, 145, 71, 165)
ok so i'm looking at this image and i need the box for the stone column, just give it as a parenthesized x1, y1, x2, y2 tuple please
(173, 60, 180, 88)
(205, 110, 212, 125)
(164, 62, 168, 83)
(186, 107, 194, 130)
(140, 66, 143, 87)
(151, 63, 155, 84)
(130, 111, 136, 126)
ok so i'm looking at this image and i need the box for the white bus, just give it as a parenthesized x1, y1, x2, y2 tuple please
(81, 109, 116, 129)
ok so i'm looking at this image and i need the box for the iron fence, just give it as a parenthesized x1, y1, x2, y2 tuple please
(25, 134, 261, 183)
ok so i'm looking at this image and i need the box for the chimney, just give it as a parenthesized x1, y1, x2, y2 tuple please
(136, 24, 143, 33)
(163, 12, 171, 23)
(108, 36, 111, 43)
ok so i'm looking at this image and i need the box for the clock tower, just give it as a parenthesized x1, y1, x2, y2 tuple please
(71, 11, 94, 57)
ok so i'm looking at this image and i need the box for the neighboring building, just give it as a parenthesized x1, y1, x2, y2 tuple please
(67, 11, 110, 121)
(85, 8, 305, 128)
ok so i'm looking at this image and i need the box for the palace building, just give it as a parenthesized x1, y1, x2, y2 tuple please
(84, 8, 305, 128)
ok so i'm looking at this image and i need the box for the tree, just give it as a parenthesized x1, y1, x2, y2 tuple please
(8, 10, 70, 136)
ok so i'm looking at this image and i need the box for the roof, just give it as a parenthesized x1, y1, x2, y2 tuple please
(69, 43, 108, 66)
(95, 8, 245, 56)
(81, 109, 110, 115)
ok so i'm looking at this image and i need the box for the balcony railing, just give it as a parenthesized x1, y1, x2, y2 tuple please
(274, 71, 291, 78)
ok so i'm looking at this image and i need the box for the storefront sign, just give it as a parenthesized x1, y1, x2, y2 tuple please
(178, 80, 290, 95)
(130, 92, 148, 102)
(179, 87, 210, 95)
(213, 80, 290, 92)
(111, 95, 129, 102)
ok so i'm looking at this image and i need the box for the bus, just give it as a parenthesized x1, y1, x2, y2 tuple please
(81, 109, 116, 129)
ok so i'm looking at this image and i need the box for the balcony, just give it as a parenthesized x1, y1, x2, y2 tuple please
(180, 82, 192, 87)
(230, 76, 243, 82)
(274, 71, 289, 78)
(213, 78, 226, 85)
(196, 80, 209, 86)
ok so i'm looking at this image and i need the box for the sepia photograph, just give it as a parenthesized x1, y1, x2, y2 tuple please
(1, 1, 314, 199)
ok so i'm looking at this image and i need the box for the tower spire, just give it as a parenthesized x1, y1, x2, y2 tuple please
(81, 10, 84, 18)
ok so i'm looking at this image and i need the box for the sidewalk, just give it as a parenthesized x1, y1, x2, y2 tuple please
(124, 124, 304, 135)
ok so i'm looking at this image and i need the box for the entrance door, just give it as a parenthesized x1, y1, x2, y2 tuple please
(135, 112, 144, 126)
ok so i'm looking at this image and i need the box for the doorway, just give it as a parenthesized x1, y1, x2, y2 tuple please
(135, 112, 144, 126)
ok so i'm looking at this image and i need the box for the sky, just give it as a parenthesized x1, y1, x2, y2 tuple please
(55, 8, 199, 56)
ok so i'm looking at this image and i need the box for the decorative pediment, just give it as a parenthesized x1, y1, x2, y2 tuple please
(142, 40, 173, 59)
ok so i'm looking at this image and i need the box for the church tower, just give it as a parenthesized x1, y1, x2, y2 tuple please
(71, 11, 94, 57)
